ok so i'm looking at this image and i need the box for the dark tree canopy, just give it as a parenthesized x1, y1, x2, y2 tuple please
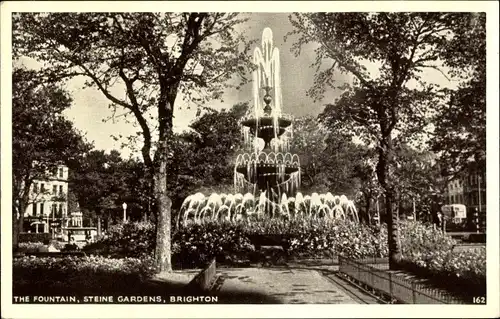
(70, 150, 152, 226)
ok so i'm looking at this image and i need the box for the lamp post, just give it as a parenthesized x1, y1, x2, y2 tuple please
(122, 202, 127, 223)
(477, 174, 482, 214)
(376, 195, 381, 227)
(412, 198, 416, 221)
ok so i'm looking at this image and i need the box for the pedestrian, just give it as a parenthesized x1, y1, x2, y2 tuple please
(436, 211, 442, 229)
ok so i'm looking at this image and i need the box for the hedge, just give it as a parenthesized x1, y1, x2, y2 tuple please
(19, 233, 51, 243)
(13, 255, 156, 296)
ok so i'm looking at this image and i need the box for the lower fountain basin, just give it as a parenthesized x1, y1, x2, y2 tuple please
(235, 163, 299, 185)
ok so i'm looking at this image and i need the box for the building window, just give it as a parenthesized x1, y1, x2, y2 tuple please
(52, 203, 57, 216)
(33, 183, 38, 193)
(40, 203, 44, 215)
(59, 185, 63, 196)
(58, 204, 63, 216)
(59, 168, 64, 178)
(53, 185, 57, 195)
(40, 183, 45, 193)
(33, 203, 37, 216)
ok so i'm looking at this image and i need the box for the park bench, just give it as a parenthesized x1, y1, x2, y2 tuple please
(247, 234, 290, 252)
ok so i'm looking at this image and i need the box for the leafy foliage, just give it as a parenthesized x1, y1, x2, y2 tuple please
(70, 150, 151, 225)
(290, 115, 375, 201)
(83, 221, 155, 258)
(167, 102, 248, 210)
(430, 13, 486, 178)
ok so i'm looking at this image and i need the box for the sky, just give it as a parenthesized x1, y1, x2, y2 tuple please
(48, 13, 350, 159)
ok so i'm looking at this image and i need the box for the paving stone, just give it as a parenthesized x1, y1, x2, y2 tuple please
(217, 267, 358, 304)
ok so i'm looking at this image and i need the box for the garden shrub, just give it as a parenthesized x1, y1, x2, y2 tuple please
(83, 221, 155, 258)
(18, 240, 67, 253)
(173, 221, 254, 267)
(80, 218, 485, 291)
(13, 255, 155, 296)
(17, 242, 45, 253)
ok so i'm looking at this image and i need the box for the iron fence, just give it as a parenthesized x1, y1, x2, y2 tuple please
(338, 256, 466, 304)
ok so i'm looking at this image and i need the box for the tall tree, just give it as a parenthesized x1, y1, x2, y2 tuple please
(13, 13, 252, 272)
(430, 13, 486, 179)
(290, 13, 475, 268)
(12, 67, 90, 247)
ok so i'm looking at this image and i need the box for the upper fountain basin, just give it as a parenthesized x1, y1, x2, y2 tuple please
(241, 116, 292, 140)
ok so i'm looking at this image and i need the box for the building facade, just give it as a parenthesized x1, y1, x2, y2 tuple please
(24, 165, 69, 235)
(445, 170, 486, 213)
(444, 168, 486, 231)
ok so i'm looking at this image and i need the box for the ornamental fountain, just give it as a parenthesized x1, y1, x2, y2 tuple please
(179, 28, 358, 224)
(234, 27, 300, 202)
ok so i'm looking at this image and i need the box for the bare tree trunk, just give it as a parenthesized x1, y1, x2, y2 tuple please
(13, 186, 30, 249)
(385, 190, 400, 268)
(377, 134, 401, 270)
(153, 140, 172, 273)
(13, 210, 20, 249)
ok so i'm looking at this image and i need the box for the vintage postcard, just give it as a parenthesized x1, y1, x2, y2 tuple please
(1, 1, 499, 318)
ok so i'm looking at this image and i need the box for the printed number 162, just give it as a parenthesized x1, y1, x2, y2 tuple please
(473, 296, 486, 304)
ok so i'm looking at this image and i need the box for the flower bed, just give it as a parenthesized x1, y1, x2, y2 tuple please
(80, 219, 485, 293)
(13, 255, 155, 296)
(394, 221, 486, 297)
(398, 246, 486, 297)
(173, 222, 255, 267)
(240, 218, 386, 259)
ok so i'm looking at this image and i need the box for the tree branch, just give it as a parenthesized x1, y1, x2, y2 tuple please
(416, 64, 451, 81)
(308, 19, 374, 89)
(118, 67, 154, 169)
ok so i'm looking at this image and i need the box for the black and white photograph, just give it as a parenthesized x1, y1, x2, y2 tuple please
(1, 1, 499, 318)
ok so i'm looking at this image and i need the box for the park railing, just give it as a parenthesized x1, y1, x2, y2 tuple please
(338, 256, 466, 304)
(186, 258, 217, 292)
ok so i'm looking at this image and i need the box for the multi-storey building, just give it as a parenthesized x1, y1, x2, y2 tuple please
(445, 171, 486, 213)
(444, 168, 486, 231)
(24, 165, 69, 235)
